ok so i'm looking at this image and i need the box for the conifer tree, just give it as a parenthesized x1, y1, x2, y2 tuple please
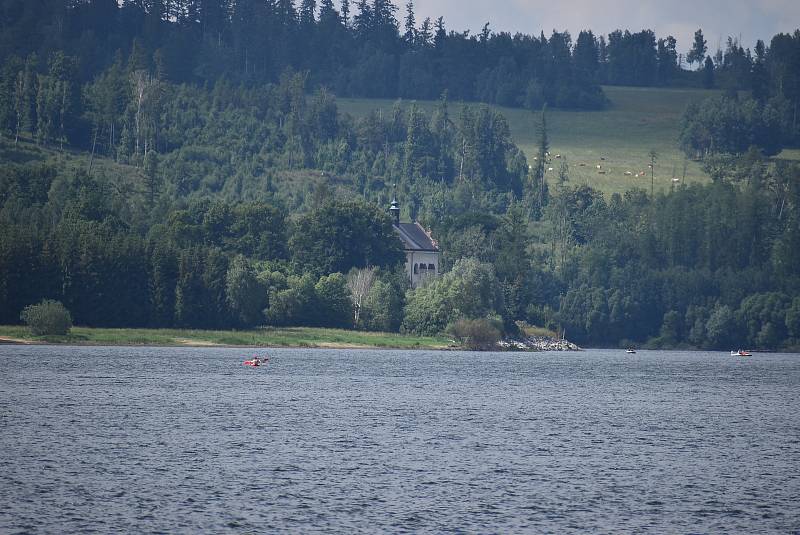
(403, 1, 416, 47)
(418, 17, 432, 48)
(751, 39, 768, 102)
(687, 28, 707, 69)
(340, 0, 350, 27)
(434, 16, 446, 47)
(300, 0, 317, 27)
(319, 0, 339, 25)
(353, 0, 371, 37)
(528, 106, 549, 219)
(703, 56, 715, 88)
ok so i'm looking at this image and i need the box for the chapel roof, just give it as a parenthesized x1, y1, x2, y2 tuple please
(394, 222, 439, 252)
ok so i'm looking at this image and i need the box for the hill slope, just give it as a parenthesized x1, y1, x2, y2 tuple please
(338, 86, 719, 195)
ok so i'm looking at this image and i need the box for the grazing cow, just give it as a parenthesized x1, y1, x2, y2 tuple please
(598, 170, 606, 174)
(548, 167, 554, 172)
(579, 163, 586, 167)
(624, 171, 633, 176)
(596, 164, 602, 169)
(672, 178, 681, 182)
(600, 157, 606, 161)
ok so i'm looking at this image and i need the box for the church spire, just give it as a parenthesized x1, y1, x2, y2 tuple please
(389, 184, 400, 226)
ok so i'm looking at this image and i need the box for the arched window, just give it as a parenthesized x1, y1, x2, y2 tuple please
(428, 264, 435, 272)
(413, 263, 418, 274)
(420, 264, 428, 271)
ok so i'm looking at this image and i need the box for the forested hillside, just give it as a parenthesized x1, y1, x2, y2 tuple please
(4, 0, 799, 114)
(1, 1, 799, 350)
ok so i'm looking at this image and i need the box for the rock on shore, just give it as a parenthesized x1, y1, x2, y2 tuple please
(498, 335, 581, 351)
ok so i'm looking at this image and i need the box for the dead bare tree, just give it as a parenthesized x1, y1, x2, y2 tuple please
(347, 267, 377, 326)
(131, 69, 154, 160)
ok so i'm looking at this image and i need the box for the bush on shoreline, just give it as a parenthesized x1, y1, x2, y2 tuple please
(447, 318, 502, 351)
(20, 300, 73, 336)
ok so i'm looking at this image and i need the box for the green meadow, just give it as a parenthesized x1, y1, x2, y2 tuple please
(0, 325, 452, 350)
(338, 85, 721, 195)
(5, 85, 777, 199)
(6, 85, 796, 199)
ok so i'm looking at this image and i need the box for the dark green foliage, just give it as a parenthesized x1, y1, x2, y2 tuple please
(20, 299, 72, 336)
(703, 56, 715, 89)
(545, 151, 800, 349)
(264, 271, 352, 328)
(687, 29, 708, 69)
(705, 305, 736, 348)
(166, 201, 287, 261)
(786, 298, 800, 340)
(265, 273, 319, 327)
(447, 317, 502, 350)
(225, 256, 268, 328)
(737, 293, 791, 349)
(314, 272, 354, 328)
(361, 276, 405, 332)
(0, 0, 607, 111)
(148, 238, 178, 327)
(658, 310, 683, 345)
(606, 30, 658, 87)
(402, 258, 501, 336)
(656, 36, 678, 85)
(680, 95, 792, 158)
(289, 198, 404, 276)
(174, 246, 230, 329)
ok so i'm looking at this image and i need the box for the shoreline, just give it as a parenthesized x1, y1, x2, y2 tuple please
(0, 328, 577, 352)
(4, 335, 796, 354)
(0, 327, 454, 351)
(0, 336, 433, 350)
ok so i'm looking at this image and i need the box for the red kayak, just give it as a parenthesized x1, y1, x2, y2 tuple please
(243, 357, 269, 366)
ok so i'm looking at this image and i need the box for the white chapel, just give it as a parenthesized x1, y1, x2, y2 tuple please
(389, 195, 440, 288)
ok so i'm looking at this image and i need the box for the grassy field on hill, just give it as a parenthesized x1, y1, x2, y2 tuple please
(339, 86, 720, 195)
(0, 325, 453, 349)
(5, 85, 794, 200)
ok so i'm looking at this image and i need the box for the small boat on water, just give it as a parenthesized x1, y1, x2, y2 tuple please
(243, 355, 270, 367)
(731, 350, 752, 357)
(626, 348, 636, 354)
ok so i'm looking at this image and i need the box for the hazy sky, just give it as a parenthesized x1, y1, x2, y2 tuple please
(411, 0, 800, 54)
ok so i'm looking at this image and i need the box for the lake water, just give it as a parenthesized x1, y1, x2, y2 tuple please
(1, 346, 799, 533)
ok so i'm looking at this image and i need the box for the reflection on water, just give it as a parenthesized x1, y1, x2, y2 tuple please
(1, 346, 799, 533)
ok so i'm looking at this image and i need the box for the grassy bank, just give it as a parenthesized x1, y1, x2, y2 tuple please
(339, 85, 719, 196)
(0, 325, 453, 350)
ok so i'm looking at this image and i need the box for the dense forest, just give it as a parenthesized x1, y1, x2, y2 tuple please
(1, 0, 799, 350)
(4, 0, 800, 112)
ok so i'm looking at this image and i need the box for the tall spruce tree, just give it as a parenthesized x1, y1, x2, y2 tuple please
(687, 28, 707, 69)
(403, 1, 416, 47)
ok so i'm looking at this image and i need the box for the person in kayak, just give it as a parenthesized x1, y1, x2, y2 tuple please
(251, 356, 261, 366)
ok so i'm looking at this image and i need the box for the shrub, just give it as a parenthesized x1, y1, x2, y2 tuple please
(447, 318, 502, 351)
(20, 300, 73, 336)
(402, 258, 501, 335)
